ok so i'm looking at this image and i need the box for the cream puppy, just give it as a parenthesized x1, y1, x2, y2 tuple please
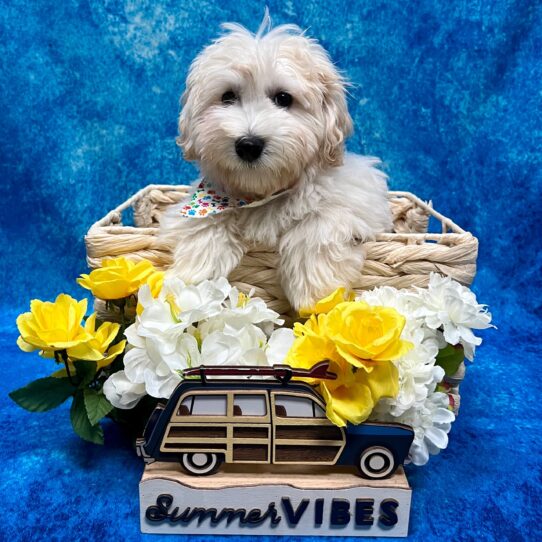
(161, 16, 392, 311)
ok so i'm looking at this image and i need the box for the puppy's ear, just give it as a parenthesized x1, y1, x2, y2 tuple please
(319, 67, 353, 167)
(176, 86, 198, 161)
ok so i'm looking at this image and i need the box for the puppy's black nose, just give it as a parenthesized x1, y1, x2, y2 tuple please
(235, 136, 265, 162)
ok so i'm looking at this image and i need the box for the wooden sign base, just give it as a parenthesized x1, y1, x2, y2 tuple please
(140, 462, 412, 537)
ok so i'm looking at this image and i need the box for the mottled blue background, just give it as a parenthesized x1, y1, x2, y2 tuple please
(1, 1, 541, 541)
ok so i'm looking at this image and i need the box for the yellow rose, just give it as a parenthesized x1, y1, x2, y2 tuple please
(299, 287, 355, 317)
(17, 295, 126, 368)
(324, 301, 413, 370)
(288, 314, 340, 373)
(77, 257, 156, 300)
(17, 295, 98, 360)
(285, 294, 412, 427)
(83, 314, 126, 369)
(320, 359, 399, 427)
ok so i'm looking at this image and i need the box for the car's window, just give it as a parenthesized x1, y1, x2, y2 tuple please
(177, 396, 193, 416)
(274, 394, 326, 418)
(233, 394, 267, 416)
(178, 394, 227, 416)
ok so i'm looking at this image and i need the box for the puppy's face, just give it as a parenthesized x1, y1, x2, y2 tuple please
(178, 24, 353, 198)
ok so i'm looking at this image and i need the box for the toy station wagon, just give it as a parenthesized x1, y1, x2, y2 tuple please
(136, 364, 414, 480)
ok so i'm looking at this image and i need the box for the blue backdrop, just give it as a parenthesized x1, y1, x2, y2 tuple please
(1, 1, 541, 541)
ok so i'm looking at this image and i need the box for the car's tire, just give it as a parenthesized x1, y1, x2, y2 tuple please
(358, 446, 396, 479)
(180, 452, 222, 476)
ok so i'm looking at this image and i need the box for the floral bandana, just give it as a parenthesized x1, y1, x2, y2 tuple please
(179, 179, 290, 218)
(179, 179, 254, 218)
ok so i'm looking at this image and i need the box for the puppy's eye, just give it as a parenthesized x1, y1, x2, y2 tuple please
(273, 91, 293, 108)
(221, 91, 238, 105)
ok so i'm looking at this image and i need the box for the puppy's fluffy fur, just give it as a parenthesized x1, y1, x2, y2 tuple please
(161, 16, 392, 310)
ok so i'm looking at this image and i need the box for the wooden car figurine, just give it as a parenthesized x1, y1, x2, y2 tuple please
(136, 364, 414, 479)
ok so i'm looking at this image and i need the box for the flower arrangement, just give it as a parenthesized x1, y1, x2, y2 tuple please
(11, 257, 492, 466)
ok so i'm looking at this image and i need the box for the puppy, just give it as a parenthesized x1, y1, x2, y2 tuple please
(161, 15, 392, 311)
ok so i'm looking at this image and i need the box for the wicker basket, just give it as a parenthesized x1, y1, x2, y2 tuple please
(85, 184, 478, 321)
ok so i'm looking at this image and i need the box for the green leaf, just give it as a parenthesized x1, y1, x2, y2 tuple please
(73, 360, 97, 388)
(9, 377, 74, 412)
(435, 344, 465, 376)
(84, 389, 113, 426)
(70, 392, 104, 445)
(51, 368, 68, 379)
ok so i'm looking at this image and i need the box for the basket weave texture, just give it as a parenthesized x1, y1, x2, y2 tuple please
(85, 184, 478, 320)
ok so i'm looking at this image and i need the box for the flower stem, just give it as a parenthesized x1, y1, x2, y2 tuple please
(117, 298, 126, 329)
(55, 349, 74, 385)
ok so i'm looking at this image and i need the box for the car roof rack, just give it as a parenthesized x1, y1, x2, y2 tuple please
(183, 361, 337, 385)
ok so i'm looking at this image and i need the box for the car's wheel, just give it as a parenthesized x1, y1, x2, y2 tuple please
(358, 446, 396, 479)
(180, 452, 222, 476)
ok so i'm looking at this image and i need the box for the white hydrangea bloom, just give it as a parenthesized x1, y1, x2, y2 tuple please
(387, 343, 445, 417)
(398, 392, 456, 466)
(223, 287, 284, 326)
(371, 383, 455, 466)
(265, 328, 296, 364)
(137, 276, 232, 333)
(413, 273, 493, 360)
(102, 370, 146, 409)
(103, 278, 293, 409)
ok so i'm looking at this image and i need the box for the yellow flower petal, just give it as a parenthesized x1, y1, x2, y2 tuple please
(147, 271, 164, 297)
(17, 336, 37, 353)
(91, 279, 133, 300)
(77, 257, 157, 300)
(130, 260, 155, 282)
(333, 344, 375, 370)
(93, 321, 121, 351)
(136, 270, 164, 315)
(96, 339, 126, 370)
(372, 338, 414, 362)
(84, 313, 97, 333)
(286, 334, 331, 369)
(67, 342, 104, 361)
(320, 380, 374, 427)
(318, 360, 399, 427)
(299, 287, 354, 317)
(76, 275, 92, 291)
(363, 361, 399, 400)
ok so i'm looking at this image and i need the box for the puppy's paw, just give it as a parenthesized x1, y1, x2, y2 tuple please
(161, 212, 245, 284)
(279, 238, 365, 312)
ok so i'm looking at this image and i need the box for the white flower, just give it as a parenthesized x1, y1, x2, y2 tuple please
(359, 285, 424, 317)
(195, 287, 283, 340)
(201, 324, 268, 366)
(103, 277, 293, 408)
(389, 345, 445, 417)
(371, 389, 455, 466)
(401, 392, 456, 466)
(266, 328, 295, 365)
(103, 370, 146, 409)
(224, 287, 284, 326)
(138, 276, 231, 331)
(122, 332, 199, 399)
(413, 273, 493, 360)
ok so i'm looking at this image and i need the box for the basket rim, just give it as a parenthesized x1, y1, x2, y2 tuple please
(87, 185, 471, 239)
